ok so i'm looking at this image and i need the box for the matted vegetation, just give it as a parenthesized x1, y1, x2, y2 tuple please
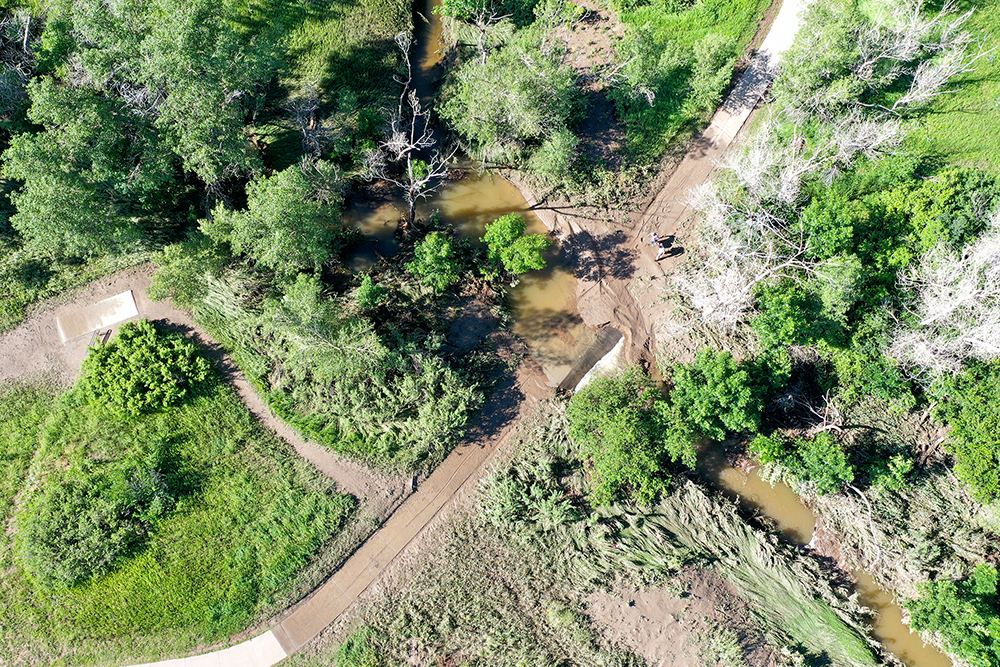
(0, 322, 353, 665)
(289, 404, 880, 667)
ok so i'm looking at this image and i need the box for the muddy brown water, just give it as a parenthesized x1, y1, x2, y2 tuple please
(344, 172, 596, 387)
(699, 447, 953, 667)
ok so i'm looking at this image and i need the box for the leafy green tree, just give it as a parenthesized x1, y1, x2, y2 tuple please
(790, 432, 854, 495)
(908, 564, 1000, 667)
(567, 367, 693, 505)
(81, 319, 211, 418)
(149, 235, 229, 310)
(482, 213, 550, 277)
(407, 231, 463, 293)
(202, 166, 343, 277)
(687, 34, 736, 114)
(356, 274, 388, 310)
(748, 432, 788, 465)
(667, 348, 764, 440)
(932, 361, 1000, 501)
(2, 78, 175, 255)
(440, 35, 578, 165)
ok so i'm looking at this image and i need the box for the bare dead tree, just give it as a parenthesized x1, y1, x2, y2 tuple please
(438, 0, 511, 65)
(891, 210, 1000, 377)
(364, 33, 456, 231)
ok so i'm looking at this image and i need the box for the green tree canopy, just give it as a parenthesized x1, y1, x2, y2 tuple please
(406, 231, 463, 293)
(1, 78, 175, 254)
(567, 367, 693, 505)
(482, 213, 550, 277)
(440, 34, 578, 165)
(202, 166, 344, 277)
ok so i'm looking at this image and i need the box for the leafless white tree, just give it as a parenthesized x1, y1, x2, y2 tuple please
(892, 210, 1000, 376)
(364, 33, 456, 230)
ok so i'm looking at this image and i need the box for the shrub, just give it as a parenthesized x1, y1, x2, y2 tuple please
(932, 361, 1000, 501)
(202, 165, 345, 277)
(752, 280, 845, 350)
(17, 446, 174, 590)
(869, 453, 913, 493)
(566, 367, 692, 505)
(406, 231, 463, 293)
(907, 564, 1000, 667)
(356, 274, 387, 310)
(789, 432, 854, 495)
(482, 214, 550, 277)
(749, 432, 788, 465)
(81, 319, 211, 418)
(667, 348, 764, 439)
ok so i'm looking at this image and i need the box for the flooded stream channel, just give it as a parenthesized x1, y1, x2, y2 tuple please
(346, 1, 955, 664)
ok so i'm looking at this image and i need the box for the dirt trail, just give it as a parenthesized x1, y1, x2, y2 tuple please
(0, 263, 404, 503)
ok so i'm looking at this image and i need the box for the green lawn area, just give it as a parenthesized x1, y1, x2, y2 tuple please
(612, 0, 772, 162)
(910, 0, 1000, 171)
(0, 336, 354, 665)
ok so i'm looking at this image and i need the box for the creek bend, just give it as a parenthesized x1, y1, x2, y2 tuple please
(346, 1, 954, 665)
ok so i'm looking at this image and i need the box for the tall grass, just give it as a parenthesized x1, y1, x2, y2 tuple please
(0, 373, 354, 666)
(289, 404, 881, 667)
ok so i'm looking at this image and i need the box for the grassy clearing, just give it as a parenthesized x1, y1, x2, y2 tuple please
(0, 347, 354, 665)
(610, 0, 771, 163)
(909, 0, 1000, 170)
(281, 0, 411, 100)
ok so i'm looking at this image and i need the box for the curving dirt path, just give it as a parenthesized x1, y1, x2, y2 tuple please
(0, 264, 402, 502)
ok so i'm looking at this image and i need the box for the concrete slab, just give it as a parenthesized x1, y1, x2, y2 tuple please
(55, 290, 139, 343)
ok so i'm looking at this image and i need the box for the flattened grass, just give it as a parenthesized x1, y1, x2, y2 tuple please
(0, 373, 353, 665)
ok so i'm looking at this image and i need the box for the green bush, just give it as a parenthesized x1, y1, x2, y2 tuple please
(932, 361, 1000, 501)
(566, 367, 692, 505)
(81, 320, 211, 418)
(407, 231, 463, 293)
(482, 214, 550, 277)
(908, 564, 1000, 667)
(869, 454, 913, 493)
(355, 274, 387, 310)
(789, 432, 854, 496)
(202, 165, 345, 277)
(17, 449, 174, 590)
(667, 348, 764, 439)
(748, 432, 787, 465)
(440, 32, 578, 165)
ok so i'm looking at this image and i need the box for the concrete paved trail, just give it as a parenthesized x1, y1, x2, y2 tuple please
(636, 0, 804, 248)
(124, 367, 546, 667)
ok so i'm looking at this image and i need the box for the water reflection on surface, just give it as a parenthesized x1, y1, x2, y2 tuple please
(345, 172, 595, 386)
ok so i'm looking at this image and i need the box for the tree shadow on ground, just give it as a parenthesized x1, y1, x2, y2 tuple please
(563, 230, 637, 282)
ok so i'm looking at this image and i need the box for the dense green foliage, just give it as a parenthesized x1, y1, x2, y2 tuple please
(666, 348, 763, 440)
(81, 320, 211, 418)
(908, 564, 1000, 667)
(608, 0, 768, 162)
(406, 231, 463, 293)
(482, 213, 550, 277)
(153, 266, 484, 472)
(566, 368, 693, 505)
(932, 362, 1000, 501)
(202, 165, 348, 277)
(0, 0, 410, 332)
(441, 28, 579, 167)
(0, 362, 351, 663)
